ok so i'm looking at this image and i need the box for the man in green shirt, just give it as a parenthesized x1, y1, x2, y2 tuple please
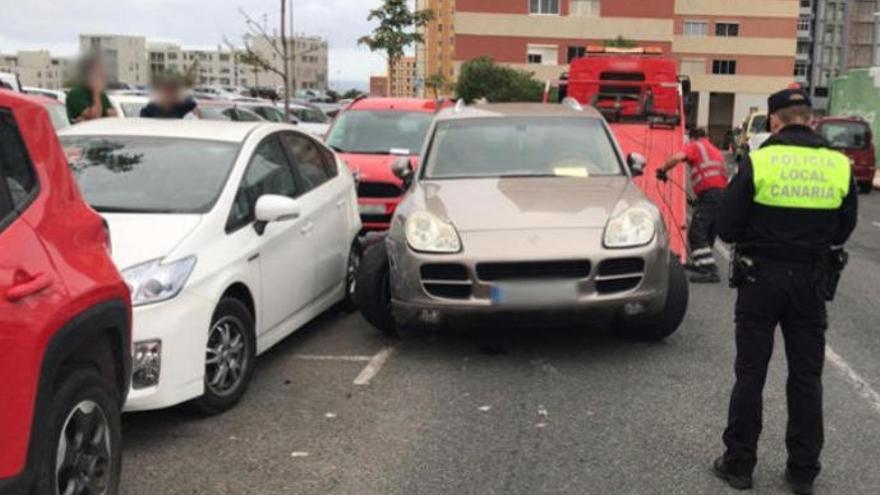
(66, 55, 117, 122)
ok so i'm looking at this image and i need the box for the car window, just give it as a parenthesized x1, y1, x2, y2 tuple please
(326, 110, 434, 154)
(228, 136, 298, 231)
(235, 108, 263, 122)
(254, 106, 285, 123)
(0, 109, 38, 211)
(280, 132, 335, 192)
(820, 122, 871, 149)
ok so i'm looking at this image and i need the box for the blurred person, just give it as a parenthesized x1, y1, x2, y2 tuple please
(66, 54, 117, 122)
(141, 74, 198, 119)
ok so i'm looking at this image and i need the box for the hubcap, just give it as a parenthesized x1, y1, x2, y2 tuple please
(205, 315, 248, 396)
(56, 400, 112, 495)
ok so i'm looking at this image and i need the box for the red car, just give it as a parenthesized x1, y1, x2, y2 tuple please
(816, 116, 876, 194)
(0, 90, 131, 494)
(326, 97, 449, 231)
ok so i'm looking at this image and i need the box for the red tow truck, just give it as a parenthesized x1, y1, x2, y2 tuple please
(555, 46, 691, 259)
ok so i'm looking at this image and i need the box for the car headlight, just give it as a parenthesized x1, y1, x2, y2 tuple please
(405, 211, 462, 253)
(604, 207, 656, 248)
(122, 256, 197, 306)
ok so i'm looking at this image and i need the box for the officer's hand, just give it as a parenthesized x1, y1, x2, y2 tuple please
(656, 169, 669, 182)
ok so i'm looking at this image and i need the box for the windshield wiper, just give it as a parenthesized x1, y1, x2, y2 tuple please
(92, 205, 178, 214)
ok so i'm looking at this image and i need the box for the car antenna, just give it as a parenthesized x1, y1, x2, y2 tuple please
(561, 97, 583, 112)
(454, 98, 467, 113)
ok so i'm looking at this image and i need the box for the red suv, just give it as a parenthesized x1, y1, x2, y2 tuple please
(816, 116, 876, 194)
(326, 97, 449, 230)
(0, 90, 131, 494)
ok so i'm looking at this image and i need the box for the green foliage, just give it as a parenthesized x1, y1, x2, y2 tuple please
(358, 0, 433, 72)
(604, 36, 638, 48)
(454, 57, 545, 103)
(424, 72, 448, 99)
(342, 89, 365, 100)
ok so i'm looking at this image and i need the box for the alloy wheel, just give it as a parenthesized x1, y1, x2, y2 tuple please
(205, 315, 249, 397)
(347, 245, 361, 299)
(56, 400, 112, 495)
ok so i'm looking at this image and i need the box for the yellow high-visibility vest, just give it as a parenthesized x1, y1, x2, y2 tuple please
(749, 145, 851, 210)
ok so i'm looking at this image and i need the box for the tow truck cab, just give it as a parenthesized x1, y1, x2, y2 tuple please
(558, 46, 691, 259)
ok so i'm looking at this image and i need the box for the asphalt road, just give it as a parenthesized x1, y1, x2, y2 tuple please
(119, 192, 880, 495)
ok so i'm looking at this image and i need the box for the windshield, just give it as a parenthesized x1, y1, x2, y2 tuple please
(423, 117, 623, 179)
(820, 121, 871, 149)
(749, 115, 767, 134)
(60, 136, 239, 213)
(326, 110, 434, 154)
(46, 104, 71, 130)
(252, 106, 285, 122)
(292, 107, 328, 123)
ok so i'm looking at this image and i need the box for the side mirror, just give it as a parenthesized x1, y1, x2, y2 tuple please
(289, 116, 301, 125)
(392, 157, 415, 189)
(254, 195, 301, 235)
(627, 153, 647, 177)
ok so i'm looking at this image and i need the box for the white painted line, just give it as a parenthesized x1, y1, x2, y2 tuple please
(353, 347, 396, 386)
(716, 244, 880, 417)
(825, 346, 880, 416)
(291, 354, 372, 362)
(872, 221, 880, 229)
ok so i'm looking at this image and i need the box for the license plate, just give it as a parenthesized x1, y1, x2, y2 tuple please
(490, 280, 579, 306)
(359, 204, 386, 215)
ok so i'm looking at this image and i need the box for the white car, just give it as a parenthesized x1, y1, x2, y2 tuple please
(108, 94, 150, 118)
(23, 86, 67, 104)
(278, 102, 331, 138)
(59, 119, 362, 413)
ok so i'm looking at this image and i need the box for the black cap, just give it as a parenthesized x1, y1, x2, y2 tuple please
(767, 88, 811, 116)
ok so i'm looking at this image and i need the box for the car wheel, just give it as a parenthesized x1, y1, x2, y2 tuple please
(193, 298, 256, 415)
(858, 181, 873, 194)
(339, 240, 362, 313)
(355, 241, 398, 336)
(34, 369, 122, 495)
(617, 255, 689, 342)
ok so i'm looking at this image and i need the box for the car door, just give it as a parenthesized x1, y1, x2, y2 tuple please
(227, 133, 315, 335)
(279, 132, 348, 298)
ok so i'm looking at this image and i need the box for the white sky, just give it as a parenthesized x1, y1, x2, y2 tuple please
(0, 0, 397, 88)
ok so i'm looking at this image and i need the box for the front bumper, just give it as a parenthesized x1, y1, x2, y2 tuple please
(124, 291, 215, 412)
(388, 228, 670, 327)
(359, 196, 401, 231)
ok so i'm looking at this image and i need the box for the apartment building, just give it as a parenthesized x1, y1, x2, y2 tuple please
(389, 56, 418, 97)
(80, 34, 149, 86)
(0, 50, 73, 89)
(370, 75, 390, 97)
(445, 0, 799, 133)
(148, 42, 248, 87)
(846, 0, 880, 67)
(242, 35, 329, 91)
(416, 0, 457, 97)
(795, 0, 848, 111)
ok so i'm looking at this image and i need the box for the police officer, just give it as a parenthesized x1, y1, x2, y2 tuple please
(712, 88, 858, 494)
(657, 128, 729, 283)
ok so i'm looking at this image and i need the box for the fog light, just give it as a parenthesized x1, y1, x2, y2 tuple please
(623, 302, 647, 316)
(132, 340, 161, 390)
(419, 309, 442, 325)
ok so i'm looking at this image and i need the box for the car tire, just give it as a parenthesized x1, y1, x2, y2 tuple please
(193, 298, 256, 415)
(355, 241, 398, 336)
(858, 181, 873, 194)
(339, 240, 362, 313)
(34, 369, 122, 495)
(617, 255, 689, 342)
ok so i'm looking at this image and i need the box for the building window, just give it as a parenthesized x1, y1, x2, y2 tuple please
(680, 58, 706, 76)
(711, 59, 737, 75)
(529, 0, 560, 15)
(794, 62, 809, 76)
(567, 46, 586, 63)
(569, 0, 599, 16)
(683, 21, 708, 36)
(527, 45, 559, 65)
(715, 23, 739, 37)
(797, 15, 811, 31)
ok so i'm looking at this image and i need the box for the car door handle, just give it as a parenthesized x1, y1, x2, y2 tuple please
(299, 221, 315, 235)
(6, 273, 53, 302)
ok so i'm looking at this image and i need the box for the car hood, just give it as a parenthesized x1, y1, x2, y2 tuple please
(295, 122, 330, 138)
(339, 153, 415, 186)
(413, 176, 631, 232)
(103, 213, 203, 270)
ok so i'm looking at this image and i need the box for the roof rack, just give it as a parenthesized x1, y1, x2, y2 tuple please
(561, 97, 584, 112)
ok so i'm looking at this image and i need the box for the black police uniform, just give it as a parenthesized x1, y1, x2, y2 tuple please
(716, 121, 858, 484)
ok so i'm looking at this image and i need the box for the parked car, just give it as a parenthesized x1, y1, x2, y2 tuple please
(0, 88, 131, 494)
(274, 101, 332, 137)
(22, 93, 71, 130)
(816, 116, 876, 194)
(59, 119, 361, 413)
(198, 101, 265, 122)
(237, 101, 288, 123)
(22, 86, 67, 104)
(356, 103, 688, 341)
(326, 97, 448, 231)
(734, 111, 767, 163)
(0, 71, 23, 92)
(108, 94, 150, 118)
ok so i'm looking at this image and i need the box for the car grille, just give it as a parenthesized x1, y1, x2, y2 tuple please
(596, 257, 645, 294)
(476, 260, 592, 282)
(361, 213, 393, 225)
(358, 181, 402, 198)
(420, 263, 471, 300)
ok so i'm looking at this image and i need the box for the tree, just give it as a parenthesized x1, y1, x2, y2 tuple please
(424, 72, 448, 101)
(358, 0, 433, 97)
(604, 36, 638, 49)
(342, 89, 365, 100)
(455, 57, 545, 103)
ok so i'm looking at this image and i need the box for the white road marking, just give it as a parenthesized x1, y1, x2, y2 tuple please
(353, 347, 396, 386)
(291, 354, 373, 362)
(872, 221, 880, 229)
(478, 405, 492, 412)
(716, 245, 880, 417)
(290, 452, 309, 458)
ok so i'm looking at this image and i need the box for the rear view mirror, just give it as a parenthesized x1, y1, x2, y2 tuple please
(254, 195, 301, 235)
(392, 157, 414, 188)
(627, 153, 647, 177)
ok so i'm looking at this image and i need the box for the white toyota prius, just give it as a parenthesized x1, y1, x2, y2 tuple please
(59, 119, 362, 414)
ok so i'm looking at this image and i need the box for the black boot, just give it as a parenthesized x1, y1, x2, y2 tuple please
(690, 267, 721, 284)
(785, 471, 815, 495)
(712, 456, 753, 490)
